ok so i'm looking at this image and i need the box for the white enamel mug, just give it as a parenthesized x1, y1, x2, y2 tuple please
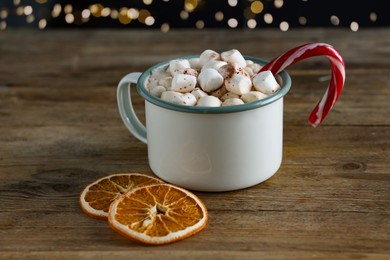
(117, 56, 291, 192)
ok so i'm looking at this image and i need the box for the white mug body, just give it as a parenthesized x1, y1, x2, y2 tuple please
(145, 99, 283, 191)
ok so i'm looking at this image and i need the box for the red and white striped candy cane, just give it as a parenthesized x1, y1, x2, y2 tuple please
(260, 43, 346, 127)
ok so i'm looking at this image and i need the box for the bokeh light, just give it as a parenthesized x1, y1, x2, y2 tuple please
(143, 0, 153, 5)
(215, 11, 223, 22)
(264, 13, 273, 24)
(196, 20, 204, 29)
(110, 9, 118, 19)
(350, 21, 359, 32)
(24, 6, 33, 16)
(247, 19, 257, 29)
(51, 4, 61, 18)
(118, 8, 131, 24)
(145, 16, 155, 26)
(0, 21, 7, 30)
(101, 8, 111, 17)
(161, 22, 170, 32)
(16, 6, 24, 16)
(26, 14, 35, 23)
(227, 18, 238, 28)
(185, 0, 198, 12)
(279, 21, 289, 31)
(0, 0, 387, 31)
(0, 9, 8, 19)
(274, 0, 284, 8)
(298, 16, 307, 25)
(138, 9, 150, 24)
(128, 8, 139, 19)
(228, 0, 238, 8)
(251, 1, 264, 14)
(82, 9, 91, 19)
(330, 15, 340, 26)
(64, 4, 72, 14)
(370, 12, 377, 22)
(180, 10, 189, 20)
(65, 13, 74, 24)
(38, 18, 46, 29)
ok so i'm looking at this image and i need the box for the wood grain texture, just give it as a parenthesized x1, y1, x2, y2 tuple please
(0, 28, 389, 259)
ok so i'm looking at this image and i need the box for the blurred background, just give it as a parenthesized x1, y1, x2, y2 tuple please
(0, 0, 388, 32)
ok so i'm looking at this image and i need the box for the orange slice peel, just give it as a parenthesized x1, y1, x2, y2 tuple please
(80, 172, 163, 220)
(108, 183, 208, 245)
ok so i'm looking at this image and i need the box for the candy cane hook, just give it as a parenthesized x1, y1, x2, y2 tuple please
(260, 43, 346, 127)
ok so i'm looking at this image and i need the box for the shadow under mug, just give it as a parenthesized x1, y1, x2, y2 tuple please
(117, 56, 291, 192)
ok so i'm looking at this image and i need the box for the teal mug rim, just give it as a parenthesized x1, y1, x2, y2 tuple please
(137, 55, 291, 114)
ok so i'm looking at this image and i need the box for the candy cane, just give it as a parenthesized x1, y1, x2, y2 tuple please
(260, 43, 346, 127)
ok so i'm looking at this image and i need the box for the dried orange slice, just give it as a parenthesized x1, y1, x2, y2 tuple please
(108, 183, 208, 245)
(80, 173, 163, 220)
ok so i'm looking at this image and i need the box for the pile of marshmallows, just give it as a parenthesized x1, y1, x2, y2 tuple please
(146, 49, 281, 107)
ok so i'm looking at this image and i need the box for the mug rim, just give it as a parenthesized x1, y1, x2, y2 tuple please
(137, 55, 291, 114)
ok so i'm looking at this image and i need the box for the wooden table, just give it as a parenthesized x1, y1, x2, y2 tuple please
(1, 28, 389, 259)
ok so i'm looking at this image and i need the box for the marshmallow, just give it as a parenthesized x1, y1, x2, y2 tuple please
(217, 64, 232, 79)
(245, 60, 254, 66)
(191, 88, 208, 100)
(160, 91, 196, 106)
(151, 67, 171, 79)
(241, 91, 268, 103)
(202, 60, 228, 71)
(210, 85, 227, 98)
(160, 91, 184, 105)
(199, 49, 220, 66)
(150, 85, 166, 98)
(181, 93, 197, 106)
(222, 98, 245, 106)
(220, 92, 240, 102)
(197, 96, 222, 107)
(221, 49, 246, 67)
(243, 67, 255, 78)
(146, 79, 157, 91)
(248, 62, 262, 74)
(147, 68, 170, 89)
(157, 77, 173, 89)
(177, 68, 198, 77)
(225, 74, 252, 95)
(218, 63, 250, 80)
(168, 59, 191, 75)
(244, 60, 263, 77)
(253, 70, 280, 94)
(198, 68, 224, 92)
(189, 57, 202, 70)
(171, 74, 197, 93)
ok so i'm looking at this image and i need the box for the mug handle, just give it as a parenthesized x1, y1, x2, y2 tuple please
(117, 72, 147, 144)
